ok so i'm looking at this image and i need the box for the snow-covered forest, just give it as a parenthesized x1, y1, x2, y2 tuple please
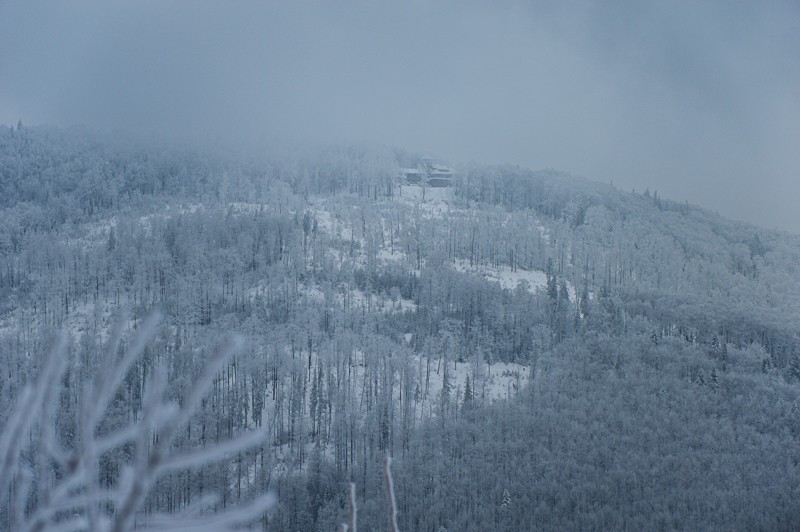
(2, 124, 800, 530)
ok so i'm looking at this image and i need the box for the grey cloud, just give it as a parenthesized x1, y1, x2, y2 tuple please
(1, 0, 798, 231)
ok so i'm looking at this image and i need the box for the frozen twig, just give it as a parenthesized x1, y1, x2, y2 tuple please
(158, 427, 268, 474)
(339, 481, 356, 532)
(384, 454, 399, 532)
(141, 492, 277, 531)
(0, 332, 67, 512)
(1, 314, 276, 532)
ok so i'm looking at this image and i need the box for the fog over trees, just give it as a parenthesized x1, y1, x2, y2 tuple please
(2, 1, 799, 529)
(2, 1, 799, 233)
(1, 125, 799, 529)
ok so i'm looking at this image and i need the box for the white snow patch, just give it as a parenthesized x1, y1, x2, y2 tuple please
(449, 258, 584, 299)
(413, 355, 530, 410)
(451, 259, 550, 293)
(376, 248, 406, 263)
(396, 185, 454, 219)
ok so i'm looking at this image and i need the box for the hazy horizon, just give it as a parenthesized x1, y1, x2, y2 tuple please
(1, 0, 798, 232)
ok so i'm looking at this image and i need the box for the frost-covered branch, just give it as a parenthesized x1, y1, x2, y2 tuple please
(341, 481, 356, 532)
(1, 315, 275, 531)
(383, 455, 399, 532)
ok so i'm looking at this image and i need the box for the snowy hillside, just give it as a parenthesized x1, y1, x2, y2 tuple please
(2, 127, 800, 530)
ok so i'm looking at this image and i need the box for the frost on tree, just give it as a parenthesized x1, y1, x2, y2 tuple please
(0, 313, 275, 531)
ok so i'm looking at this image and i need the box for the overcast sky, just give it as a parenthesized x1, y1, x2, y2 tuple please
(1, 0, 798, 232)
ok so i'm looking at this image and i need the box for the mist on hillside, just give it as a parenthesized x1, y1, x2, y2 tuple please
(1, 1, 799, 232)
(2, 2, 800, 531)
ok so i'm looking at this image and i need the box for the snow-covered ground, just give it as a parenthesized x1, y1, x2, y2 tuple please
(449, 258, 585, 300)
(410, 353, 530, 409)
(253, 346, 529, 439)
(397, 184, 455, 219)
(396, 184, 454, 203)
(451, 258, 549, 293)
(294, 283, 417, 314)
(311, 207, 353, 242)
(239, 338, 531, 478)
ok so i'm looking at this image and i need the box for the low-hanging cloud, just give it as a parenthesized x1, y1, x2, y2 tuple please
(1, 0, 798, 232)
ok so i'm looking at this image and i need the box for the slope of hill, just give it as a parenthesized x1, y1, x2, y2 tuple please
(0, 125, 798, 530)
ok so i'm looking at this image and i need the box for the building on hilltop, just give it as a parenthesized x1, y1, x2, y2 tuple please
(401, 156, 455, 187)
(402, 167, 424, 184)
